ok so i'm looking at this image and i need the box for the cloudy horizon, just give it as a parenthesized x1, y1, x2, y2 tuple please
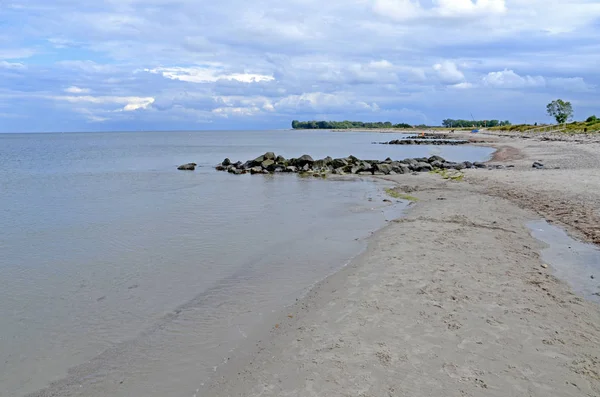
(1, 0, 599, 132)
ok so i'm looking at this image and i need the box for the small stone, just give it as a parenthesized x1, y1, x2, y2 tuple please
(177, 163, 197, 171)
(541, 264, 548, 269)
(222, 158, 231, 166)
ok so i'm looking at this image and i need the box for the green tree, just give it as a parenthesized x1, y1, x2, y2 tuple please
(586, 115, 597, 123)
(546, 99, 573, 124)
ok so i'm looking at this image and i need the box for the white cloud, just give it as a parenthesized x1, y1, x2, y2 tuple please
(434, 0, 507, 17)
(372, 0, 423, 21)
(482, 69, 545, 88)
(0, 61, 25, 69)
(450, 82, 475, 89)
(433, 61, 465, 84)
(547, 77, 594, 92)
(274, 92, 379, 113)
(145, 66, 275, 84)
(64, 86, 90, 94)
(53, 95, 155, 111)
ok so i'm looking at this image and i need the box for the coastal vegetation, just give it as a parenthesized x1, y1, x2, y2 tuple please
(546, 99, 573, 124)
(442, 119, 511, 128)
(292, 120, 413, 129)
(385, 188, 419, 202)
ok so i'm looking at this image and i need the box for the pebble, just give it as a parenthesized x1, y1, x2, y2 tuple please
(541, 264, 548, 269)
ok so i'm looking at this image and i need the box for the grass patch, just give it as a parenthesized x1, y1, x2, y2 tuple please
(385, 188, 419, 202)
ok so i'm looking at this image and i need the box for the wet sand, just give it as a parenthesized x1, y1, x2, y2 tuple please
(207, 133, 600, 396)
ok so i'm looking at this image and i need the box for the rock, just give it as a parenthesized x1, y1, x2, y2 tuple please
(388, 171, 397, 175)
(295, 155, 314, 167)
(428, 155, 445, 163)
(333, 167, 345, 175)
(473, 162, 487, 169)
(228, 167, 237, 174)
(302, 163, 310, 172)
(347, 155, 360, 164)
(373, 171, 385, 175)
(261, 169, 270, 174)
(495, 165, 506, 169)
(358, 171, 372, 175)
(252, 155, 265, 165)
(233, 168, 245, 175)
(359, 161, 372, 172)
(242, 160, 254, 170)
(215, 165, 226, 171)
(275, 155, 286, 164)
(177, 163, 197, 171)
(350, 166, 361, 174)
(532, 161, 544, 169)
(464, 161, 473, 169)
(285, 166, 298, 173)
(261, 159, 275, 170)
(332, 158, 348, 169)
(323, 156, 333, 165)
(413, 162, 432, 172)
(383, 199, 392, 203)
(264, 152, 275, 160)
(274, 167, 284, 173)
(222, 158, 231, 166)
(454, 162, 467, 170)
(541, 264, 548, 269)
(374, 163, 393, 175)
(250, 166, 264, 174)
(430, 160, 443, 169)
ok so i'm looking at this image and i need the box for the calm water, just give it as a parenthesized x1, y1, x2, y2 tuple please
(0, 130, 494, 397)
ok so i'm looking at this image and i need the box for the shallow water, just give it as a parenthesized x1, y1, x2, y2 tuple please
(528, 220, 600, 303)
(0, 130, 494, 396)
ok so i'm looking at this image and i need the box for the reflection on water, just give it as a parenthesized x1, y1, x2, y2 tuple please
(528, 220, 600, 302)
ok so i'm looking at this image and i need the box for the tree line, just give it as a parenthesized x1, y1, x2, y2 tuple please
(441, 119, 511, 128)
(292, 120, 413, 129)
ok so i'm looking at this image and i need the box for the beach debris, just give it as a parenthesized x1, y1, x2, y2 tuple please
(541, 264, 549, 269)
(379, 139, 469, 145)
(177, 163, 197, 171)
(532, 161, 545, 169)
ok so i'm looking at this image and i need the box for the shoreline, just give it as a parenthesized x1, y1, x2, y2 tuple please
(206, 135, 600, 396)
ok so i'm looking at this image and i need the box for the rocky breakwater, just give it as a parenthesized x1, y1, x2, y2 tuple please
(215, 152, 480, 176)
(380, 139, 468, 145)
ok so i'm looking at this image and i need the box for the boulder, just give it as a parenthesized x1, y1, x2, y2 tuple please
(295, 155, 315, 167)
(332, 158, 348, 169)
(252, 155, 265, 166)
(222, 158, 231, 166)
(250, 166, 264, 174)
(233, 168, 245, 175)
(264, 152, 276, 160)
(261, 159, 275, 170)
(374, 163, 393, 175)
(359, 161, 372, 172)
(473, 162, 487, 169)
(285, 166, 298, 173)
(414, 162, 433, 172)
(302, 163, 311, 172)
(275, 155, 286, 164)
(347, 155, 360, 164)
(177, 163, 197, 171)
(454, 162, 466, 170)
(350, 166, 361, 174)
(358, 171, 372, 176)
(430, 160, 443, 169)
(242, 160, 254, 170)
(333, 168, 345, 175)
(215, 165, 226, 171)
(464, 161, 473, 169)
(233, 161, 243, 169)
(274, 167, 284, 173)
(532, 161, 544, 169)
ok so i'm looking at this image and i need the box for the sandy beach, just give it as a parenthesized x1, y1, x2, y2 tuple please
(206, 132, 600, 396)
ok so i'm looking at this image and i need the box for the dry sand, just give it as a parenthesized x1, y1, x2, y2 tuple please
(206, 133, 600, 396)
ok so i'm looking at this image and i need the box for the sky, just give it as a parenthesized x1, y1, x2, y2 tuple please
(0, 0, 599, 132)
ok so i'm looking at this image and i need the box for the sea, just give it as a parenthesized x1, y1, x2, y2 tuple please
(0, 130, 494, 397)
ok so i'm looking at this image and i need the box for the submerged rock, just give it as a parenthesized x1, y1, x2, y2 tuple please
(177, 163, 197, 171)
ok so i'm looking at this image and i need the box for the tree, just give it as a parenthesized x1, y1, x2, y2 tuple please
(586, 115, 597, 123)
(546, 99, 573, 124)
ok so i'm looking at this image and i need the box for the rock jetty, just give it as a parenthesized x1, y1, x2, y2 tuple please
(215, 152, 480, 176)
(380, 139, 468, 145)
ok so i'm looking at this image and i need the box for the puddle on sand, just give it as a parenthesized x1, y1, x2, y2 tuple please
(528, 220, 600, 303)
